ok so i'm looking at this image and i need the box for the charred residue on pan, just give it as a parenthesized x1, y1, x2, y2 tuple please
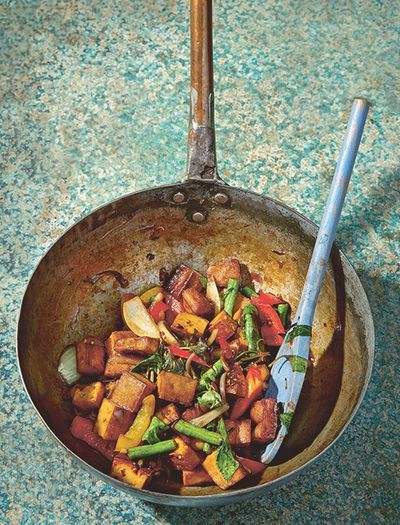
(84, 270, 129, 288)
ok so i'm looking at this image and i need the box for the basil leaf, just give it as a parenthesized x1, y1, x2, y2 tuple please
(280, 412, 294, 431)
(198, 387, 222, 410)
(288, 356, 308, 373)
(142, 417, 169, 444)
(217, 444, 240, 482)
(162, 350, 185, 374)
(132, 353, 163, 375)
(180, 338, 210, 359)
(199, 276, 208, 288)
(198, 359, 224, 392)
(216, 419, 239, 482)
(217, 418, 229, 441)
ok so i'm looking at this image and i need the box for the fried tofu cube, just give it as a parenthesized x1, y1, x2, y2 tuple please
(225, 364, 247, 397)
(104, 354, 144, 378)
(220, 339, 240, 364)
(224, 419, 252, 447)
(76, 336, 105, 375)
(72, 382, 105, 411)
(250, 398, 278, 444)
(110, 372, 155, 412)
(156, 403, 180, 425)
(70, 416, 114, 460)
(207, 259, 241, 287)
(170, 312, 209, 338)
(252, 420, 277, 444)
(169, 437, 202, 471)
(167, 264, 198, 299)
(182, 466, 213, 486)
(182, 404, 205, 421)
(105, 331, 159, 356)
(208, 311, 237, 340)
(157, 371, 198, 406)
(202, 449, 247, 490)
(105, 381, 117, 397)
(250, 398, 278, 423)
(94, 398, 134, 440)
(111, 455, 153, 489)
(182, 288, 214, 317)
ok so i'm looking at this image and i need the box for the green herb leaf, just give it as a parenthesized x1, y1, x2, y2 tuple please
(132, 347, 186, 378)
(204, 420, 217, 432)
(180, 338, 210, 359)
(288, 356, 308, 373)
(198, 387, 222, 410)
(199, 276, 208, 288)
(217, 418, 229, 441)
(163, 350, 185, 374)
(132, 353, 163, 375)
(217, 445, 240, 482)
(198, 359, 224, 392)
(142, 416, 169, 444)
(203, 442, 211, 454)
(216, 419, 240, 482)
(280, 412, 294, 431)
(286, 324, 312, 343)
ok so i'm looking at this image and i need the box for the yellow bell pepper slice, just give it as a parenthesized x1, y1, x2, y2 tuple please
(140, 286, 163, 306)
(115, 394, 155, 452)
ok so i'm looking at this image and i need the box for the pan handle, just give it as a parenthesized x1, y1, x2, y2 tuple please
(186, 0, 220, 181)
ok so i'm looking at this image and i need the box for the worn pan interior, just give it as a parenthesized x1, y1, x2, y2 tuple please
(17, 179, 374, 505)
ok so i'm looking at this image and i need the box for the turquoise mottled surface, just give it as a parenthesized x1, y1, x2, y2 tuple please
(1, 0, 399, 523)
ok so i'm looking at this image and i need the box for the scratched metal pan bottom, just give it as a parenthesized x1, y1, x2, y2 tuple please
(17, 179, 374, 506)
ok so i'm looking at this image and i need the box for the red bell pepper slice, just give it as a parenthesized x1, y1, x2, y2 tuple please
(217, 336, 230, 351)
(237, 455, 266, 475)
(149, 301, 169, 322)
(252, 300, 285, 346)
(164, 292, 184, 323)
(261, 323, 284, 346)
(168, 346, 210, 368)
(230, 365, 263, 419)
(251, 291, 283, 307)
(253, 297, 285, 334)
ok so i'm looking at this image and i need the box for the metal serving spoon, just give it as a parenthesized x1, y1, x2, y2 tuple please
(262, 97, 370, 464)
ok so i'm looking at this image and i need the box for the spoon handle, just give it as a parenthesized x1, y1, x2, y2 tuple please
(260, 98, 370, 465)
(296, 98, 370, 326)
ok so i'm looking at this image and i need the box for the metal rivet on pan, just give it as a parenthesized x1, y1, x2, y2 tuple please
(192, 211, 205, 223)
(213, 192, 228, 204)
(173, 192, 185, 203)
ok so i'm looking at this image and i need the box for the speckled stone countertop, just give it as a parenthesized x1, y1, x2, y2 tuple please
(1, 1, 399, 523)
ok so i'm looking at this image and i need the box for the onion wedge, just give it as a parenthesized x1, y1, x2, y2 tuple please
(206, 276, 221, 316)
(189, 403, 229, 427)
(58, 345, 81, 385)
(123, 296, 160, 339)
(158, 320, 179, 345)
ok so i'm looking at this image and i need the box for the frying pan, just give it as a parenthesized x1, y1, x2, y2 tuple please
(17, 0, 374, 507)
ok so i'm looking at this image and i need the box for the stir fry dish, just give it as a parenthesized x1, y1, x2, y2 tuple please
(59, 259, 293, 491)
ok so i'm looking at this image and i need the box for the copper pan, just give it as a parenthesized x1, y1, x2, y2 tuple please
(17, 0, 374, 506)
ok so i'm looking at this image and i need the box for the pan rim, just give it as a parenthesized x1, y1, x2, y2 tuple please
(16, 179, 375, 505)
